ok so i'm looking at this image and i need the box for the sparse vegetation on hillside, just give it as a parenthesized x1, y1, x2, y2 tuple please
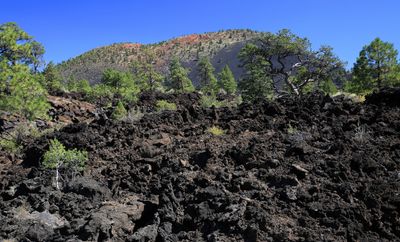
(56, 29, 263, 85)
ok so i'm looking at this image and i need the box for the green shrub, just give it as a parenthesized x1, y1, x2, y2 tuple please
(200, 95, 223, 108)
(112, 101, 128, 120)
(101, 69, 140, 103)
(0, 123, 41, 154)
(36, 123, 66, 138)
(42, 139, 88, 189)
(0, 138, 19, 153)
(287, 123, 297, 134)
(42, 62, 64, 93)
(155, 100, 177, 111)
(0, 64, 50, 120)
(42, 139, 87, 170)
(88, 84, 114, 101)
(207, 126, 225, 136)
(68, 79, 91, 94)
(320, 79, 338, 95)
(122, 107, 144, 122)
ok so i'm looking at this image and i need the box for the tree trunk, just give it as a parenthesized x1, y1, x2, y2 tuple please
(55, 167, 60, 190)
(283, 74, 300, 96)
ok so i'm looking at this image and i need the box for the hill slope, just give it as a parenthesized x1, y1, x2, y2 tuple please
(57, 29, 264, 85)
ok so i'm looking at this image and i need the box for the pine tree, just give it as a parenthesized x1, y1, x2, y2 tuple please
(101, 69, 139, 103)
(131, 49, 164, 91)
(0, 22, 50, 120)
(350, 38, 400, 94)
(0, 22, 43, 67)
(42, 61, 63, 93)
(0, 63, 50, 120)
(238, 30, 344, 97)
(168, 57, 195, 93)
(319, 79, 338, 95)
(218, 65, 237, 94)
(238, 44, 274, 101)
(68, 79, 91, 94)
(197, 57, 218, 95)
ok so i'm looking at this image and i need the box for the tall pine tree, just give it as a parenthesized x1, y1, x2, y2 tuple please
(131, 49, 164, 91)
(168, 57, 195, 93)
(218, 65, 237, 94)
(349, 38, 400, 94)
(0, 22, 50, 120)
(42, 61, 63, 93)
(197, 57, 218, 95)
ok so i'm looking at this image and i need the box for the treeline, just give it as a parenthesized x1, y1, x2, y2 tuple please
(239, 29, 400, 100)
(1, 22, 400, 121)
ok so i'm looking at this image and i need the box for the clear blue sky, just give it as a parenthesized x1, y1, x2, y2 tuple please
(1, 0, 399, 67)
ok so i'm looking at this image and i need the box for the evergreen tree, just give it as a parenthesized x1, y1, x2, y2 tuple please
(68, 79, 91, 94)
(101, 69, 139, 103)
(296, 46, 343, 94)
(239, 29, 344, 97)
(132, 49, 164, 91)
(218, 65, 237, 94)
(168, 57, 195, 93)
(30, 41, 45, 73)
(349, 38, 400, 94)
(42, 61, 63, 93)
(0, 22, 50, 120)
(102, 68, 128, 90)
(319, 79, 338, 95)
(238, 44, 274, 101)
(0, 63, 50, 119)
(0, 22, 44, 68)
(197, 57, 218, 95)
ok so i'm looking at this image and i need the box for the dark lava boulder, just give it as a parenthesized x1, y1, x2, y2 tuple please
(1, 89, 400, 241)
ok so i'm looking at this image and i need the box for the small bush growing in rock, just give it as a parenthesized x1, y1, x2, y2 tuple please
(156, 100, 177, 111)
(200, 94, 242, 108)
(67, 79, 92, 94)
(87, 84, 114, 101)
(0, 123, 40, 154)
(207, 126, 225, 136)
(200, 95, 223, 108)
(0, 138, 19, 153)
(42, 139, 88, 190)
(287, 123, 297, 134)
(354, 125, 369, 144)
(121, 107, 144, 122)
(112, 101, 128, 120)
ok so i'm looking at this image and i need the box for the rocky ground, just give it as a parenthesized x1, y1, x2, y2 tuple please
(0, 89, 400, 241)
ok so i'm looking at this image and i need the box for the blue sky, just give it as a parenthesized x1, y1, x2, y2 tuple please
(1, 0, 399, 67)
